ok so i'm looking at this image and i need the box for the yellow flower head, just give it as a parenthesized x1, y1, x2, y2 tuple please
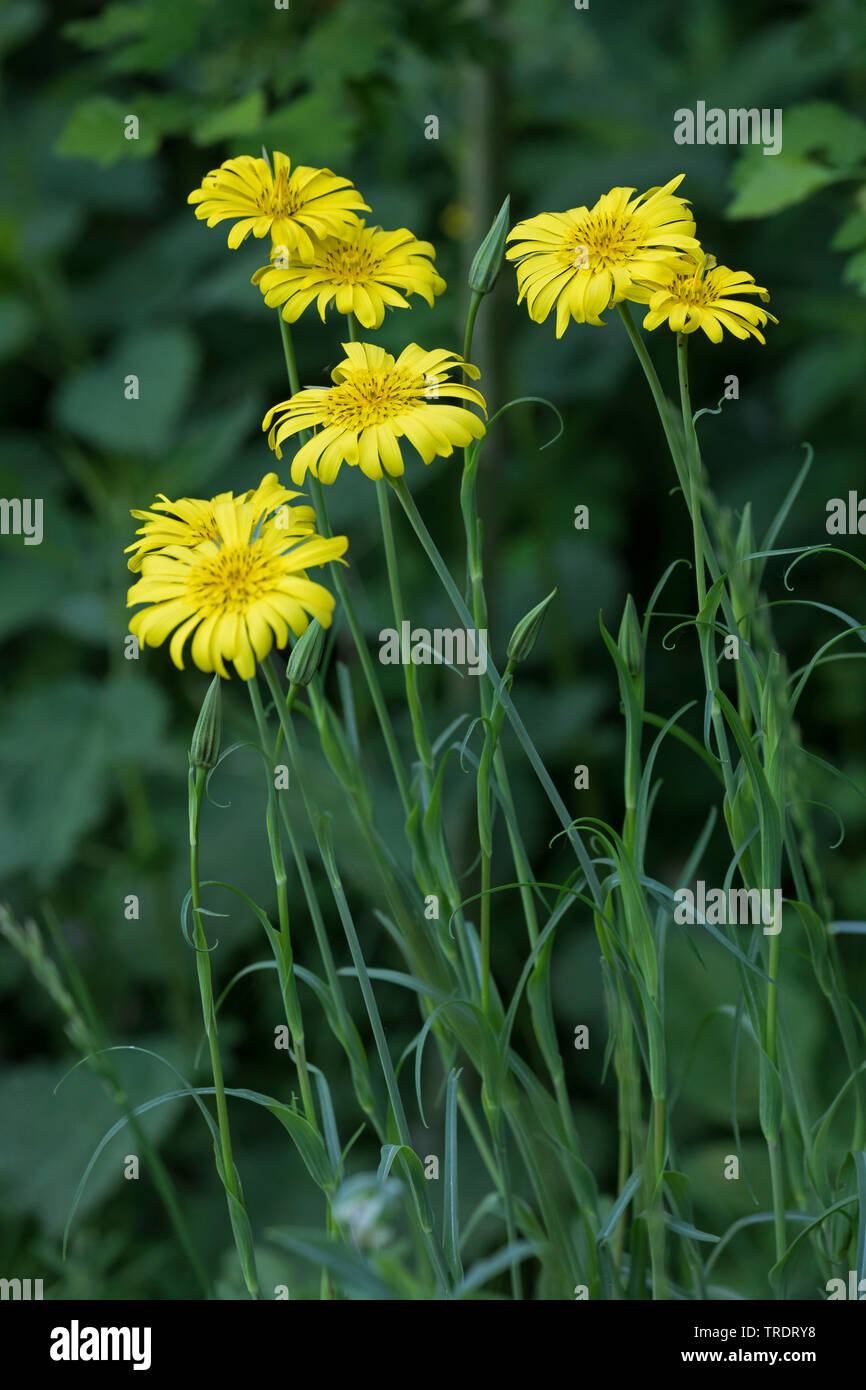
(634, 252, 777, 343)
(125, 473, 315, 572)
(187, 152, 369, 253)
(251, 217, 447, 330)
(127, 495, 347, 680)
(262, 342, 486, 485)
(506, 174, 700, 335)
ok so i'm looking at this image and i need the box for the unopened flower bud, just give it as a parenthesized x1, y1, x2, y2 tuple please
(468, 195, 511, 296)
(507, 588, 557, 664)
(189, 675, 223, 771)
(286, 619, 326, 687)
(617, 594, 643, 680)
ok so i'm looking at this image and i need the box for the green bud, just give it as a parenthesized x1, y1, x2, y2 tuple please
(734, 502, 755, 581)
(189, 675, 223, 771)
(507, 587, 557, 664)
(760, 650, 785, 772)
(286, 619, 326, 687)
(468, 194, 511, 296)
(617, 594, 643, 680)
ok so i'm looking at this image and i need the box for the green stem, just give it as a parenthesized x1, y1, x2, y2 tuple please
(37, 905, 213, 1298)
(461, 290, 580, 1157)
(275, 313, 414, 816)
(375, 478, 435, 781)
(463, 289, 483, 370)
(388, 474, 605, 913)
(246, 675, 317, 1128)
(480, 848, 492, 1018)
(188, 766, 259, 1298)
(765, 928, 786, 1264)
(674, 334, 736, 806)
(676, 335, 708, 611)
(259, 660, 451, 1293)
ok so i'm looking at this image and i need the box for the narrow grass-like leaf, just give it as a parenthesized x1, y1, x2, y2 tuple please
(850, 1151, 866, 1285)
(266, 1227, 396, 1299)
(758, 443, 813, 570)
(450, 1240, 536, 1299)
(768, 1193, 859, 1291)
(443, 1069, 463, 1282)
(598, 1170, 642, 1244)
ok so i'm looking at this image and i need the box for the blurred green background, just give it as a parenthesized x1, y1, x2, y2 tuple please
(1, 0, 865, 1298)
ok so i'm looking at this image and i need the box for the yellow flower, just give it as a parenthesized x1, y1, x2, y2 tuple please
(634, 252, 777, 343)
(125, 474, 315, 572)
(127, 496, 347, 680)
(506, 175, 700, 335)
(251, 217, 446, 329)
(262, 342, 486, 485)
(187, 152, 368, 254)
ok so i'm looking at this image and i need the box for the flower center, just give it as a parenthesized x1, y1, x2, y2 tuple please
(187, 542, 282, 613)
(260, 166, 301, 220)
(563, 210, 642, 272)
(668, 269, 715, 307)
(325, 368, 424, 427)
(321, 242, 382, 284)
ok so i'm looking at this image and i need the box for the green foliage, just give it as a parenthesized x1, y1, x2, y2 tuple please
(1, 0, 865, 1303)
(728, 100, 866, 294)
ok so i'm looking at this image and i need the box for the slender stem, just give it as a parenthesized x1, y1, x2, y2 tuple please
(496, 1132, 523, 1300)
(247, 675, 317, 1127)
(617, 303, 687, 489)
(274, 762, 384, 1137)
(375, 478, 435, 781)
(388, 474, 606, 913)
(650, 1092, 668, 1301)
(261, 663, 408, 1144)
(624, 322, 732, 806)
(461, 289, 580, 1162)
(275, 313, 414, 815)
(626, 314, 787, 1280)
(188, 766, 259, 1298)
(767, 1137, 786, 1266)
(618, 301, 762, 731)
(259, 659, 452, 1293)
(477, 691, 507, 1020)
(765, 926, 786, 1263)
(33, 906, 213, 1298)
(462, 289, 483, 370)
(676, 336, 708, 611)
(480, 849, 492, 1018)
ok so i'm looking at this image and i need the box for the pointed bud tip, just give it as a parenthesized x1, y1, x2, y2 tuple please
(468, 194, 512, 296)
(189, 675, 223, 771)
(617, 595, 643, 680)
(507, 587, 557, 664)
(286, 619, 327, 687)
